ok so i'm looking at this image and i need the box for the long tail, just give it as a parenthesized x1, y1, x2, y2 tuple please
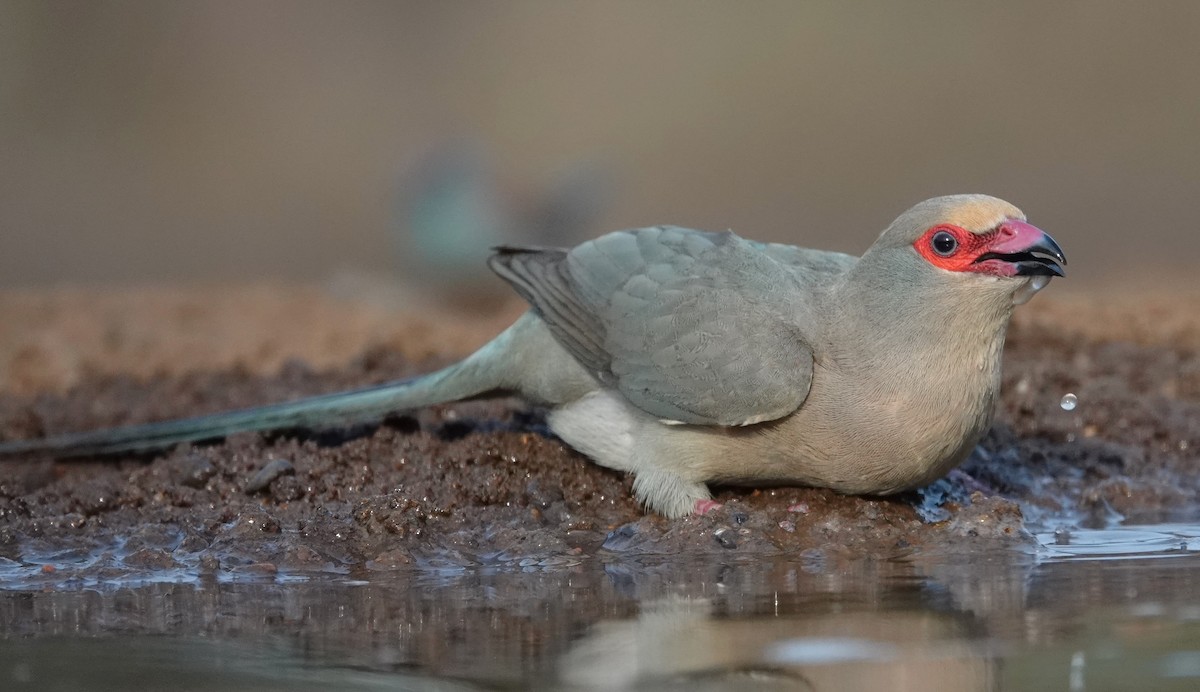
(0, 333, 514, 459)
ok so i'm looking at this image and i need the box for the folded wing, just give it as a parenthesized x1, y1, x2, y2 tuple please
(490, 226, 815, 426)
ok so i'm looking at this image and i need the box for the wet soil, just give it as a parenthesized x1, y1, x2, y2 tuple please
(0, 282, 1198, 586)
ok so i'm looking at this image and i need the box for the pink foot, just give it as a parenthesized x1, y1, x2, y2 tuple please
(693, 499, 723, 516)
(948, 469, 992, 494)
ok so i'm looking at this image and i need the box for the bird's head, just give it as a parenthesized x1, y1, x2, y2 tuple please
(864, 194, 1066, 306)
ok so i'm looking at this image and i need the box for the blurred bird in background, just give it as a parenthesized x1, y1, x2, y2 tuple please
(389, 140, 612, 306)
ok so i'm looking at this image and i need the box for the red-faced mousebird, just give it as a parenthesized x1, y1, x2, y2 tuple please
(0, 195, 1065, 518)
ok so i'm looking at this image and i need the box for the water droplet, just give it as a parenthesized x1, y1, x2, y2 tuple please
(1060, 393, 1078, 411)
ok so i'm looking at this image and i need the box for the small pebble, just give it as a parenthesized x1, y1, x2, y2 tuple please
(713, 526, 738, 550)
(244, 458, 295, 494)
(173, 454, 216, 489)
(122, 548, 179, 570)
(600, 523, 639, 552)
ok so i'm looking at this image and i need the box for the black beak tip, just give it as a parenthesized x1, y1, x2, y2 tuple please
(1016, 236, 1066, 277)
(1014, 260, 1066, 278)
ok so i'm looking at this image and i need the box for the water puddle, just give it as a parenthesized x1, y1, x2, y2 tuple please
(4, 519, 1200, 690)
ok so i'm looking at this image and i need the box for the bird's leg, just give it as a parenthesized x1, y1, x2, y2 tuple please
(692, 499, 723, 515)
(631, 466, 712, 519)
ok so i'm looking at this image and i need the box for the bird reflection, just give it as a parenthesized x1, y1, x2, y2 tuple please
(558, 595, 996, 691)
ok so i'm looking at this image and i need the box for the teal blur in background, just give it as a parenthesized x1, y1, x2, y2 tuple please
(1, 1, 1195, 288)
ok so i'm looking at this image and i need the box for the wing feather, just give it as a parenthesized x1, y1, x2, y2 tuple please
(490, 227, 819, 426)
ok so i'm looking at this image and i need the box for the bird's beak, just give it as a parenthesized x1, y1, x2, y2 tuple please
(974, 219, 1066, 277)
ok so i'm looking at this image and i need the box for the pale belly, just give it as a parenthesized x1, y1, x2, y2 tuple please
(667, 363, 1001, 494)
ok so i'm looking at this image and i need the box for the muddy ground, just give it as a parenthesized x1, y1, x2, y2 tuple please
(0, 280, 1198, 585)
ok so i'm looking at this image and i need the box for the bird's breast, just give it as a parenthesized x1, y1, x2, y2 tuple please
(783, 346, 1002, 493)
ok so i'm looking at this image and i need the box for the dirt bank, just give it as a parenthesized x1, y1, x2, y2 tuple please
(0, 280, 1197, 585)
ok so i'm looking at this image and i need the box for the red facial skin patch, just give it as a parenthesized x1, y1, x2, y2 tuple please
(913, 219, 1045, 277)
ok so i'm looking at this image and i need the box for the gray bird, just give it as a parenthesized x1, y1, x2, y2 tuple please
(0, 195, 1065, 518)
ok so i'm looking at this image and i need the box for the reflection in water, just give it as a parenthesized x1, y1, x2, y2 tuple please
(559, 598, 995, 690)
(0, 638, 484, 692)
(3, 532, 1200, 690)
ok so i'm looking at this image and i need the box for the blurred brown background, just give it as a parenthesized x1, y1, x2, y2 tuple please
(2, 0, 1198, 289)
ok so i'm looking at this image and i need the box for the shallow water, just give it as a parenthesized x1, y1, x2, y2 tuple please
(4, 522, 1200, 691)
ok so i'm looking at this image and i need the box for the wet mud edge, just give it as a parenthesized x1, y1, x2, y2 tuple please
(1, 313, 1198, 582)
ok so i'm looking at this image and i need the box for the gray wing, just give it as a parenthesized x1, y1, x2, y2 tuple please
(489, 226, 816, 426)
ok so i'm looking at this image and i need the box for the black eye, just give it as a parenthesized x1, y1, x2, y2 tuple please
(931, 230, 958, 256)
